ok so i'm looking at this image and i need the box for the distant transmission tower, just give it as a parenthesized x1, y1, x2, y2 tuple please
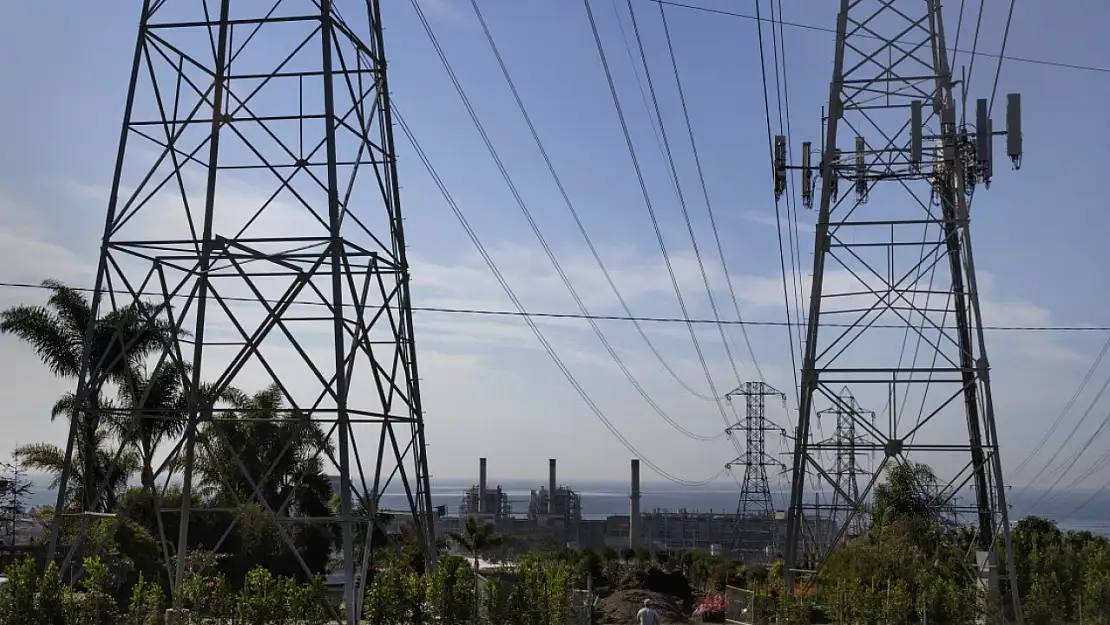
(726, 382, 786, 563)
(45, 2, 433, 623)
(776, 0, 1024, 621)
(815, 387, 874, 539)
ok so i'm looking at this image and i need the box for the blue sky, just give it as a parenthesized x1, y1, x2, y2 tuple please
(0, 0, 1109, 502)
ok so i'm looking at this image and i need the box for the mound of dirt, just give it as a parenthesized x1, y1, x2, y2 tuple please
(616, 567, 695, 609)
(597, 589, 688, 624)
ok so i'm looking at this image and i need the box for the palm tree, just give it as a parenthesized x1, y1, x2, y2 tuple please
(449, 516, 504, 571)
(194, 384, 336, 578)
(13, 427, 141, 512)
(114, 360, 189, 490)
(0, 279, 177, 509)
(195, 383, 333, 516)
(387, 520, 447, 575)
(328, 492, 393, 568)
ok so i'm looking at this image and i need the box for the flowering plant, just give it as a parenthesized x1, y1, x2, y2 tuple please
(693, 591, 728, 616)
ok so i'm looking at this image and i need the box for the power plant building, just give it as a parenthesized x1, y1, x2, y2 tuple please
(435, 457, 837, 561)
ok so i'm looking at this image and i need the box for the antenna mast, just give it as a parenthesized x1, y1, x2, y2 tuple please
(776, 0, 1024, 622)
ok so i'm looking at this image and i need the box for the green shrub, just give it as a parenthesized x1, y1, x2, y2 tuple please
(364, 565, 423, 625)
(123, 573, 161, 625)
(0, 557, 39, 624)
(235, 566, 286, 624)
(424, 556, 476, 623)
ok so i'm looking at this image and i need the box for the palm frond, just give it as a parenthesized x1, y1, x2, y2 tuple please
(41, 279, 92, 352)
(115, 359, 190, 447)
(12, 442, 68, 488)
(0, 304, 81, 378)
(196, 384, 334, 516)
(51, 392, 78, 421)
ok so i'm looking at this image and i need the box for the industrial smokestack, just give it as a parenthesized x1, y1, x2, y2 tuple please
(479, 457, 488, 514)
(548, 459, 557, 514)
(630, 458, 641, 549)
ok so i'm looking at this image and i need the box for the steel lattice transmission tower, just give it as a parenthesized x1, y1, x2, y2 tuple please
(815, 387, 874, 540)
(776, 0, 1024, 621)
(45, 1, 434, 622)
(726, 382, 786, 563)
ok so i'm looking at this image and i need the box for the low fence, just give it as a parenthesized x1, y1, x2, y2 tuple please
(724, 585, 756, 624)
(566, 588, 595, 625)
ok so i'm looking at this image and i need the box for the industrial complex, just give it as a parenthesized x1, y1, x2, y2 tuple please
(434, 457, 836, 562)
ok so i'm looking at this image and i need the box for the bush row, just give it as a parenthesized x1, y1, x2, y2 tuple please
(0, 554, 579, 625)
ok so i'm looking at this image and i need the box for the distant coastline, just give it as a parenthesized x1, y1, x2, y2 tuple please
(16, 474, 1108, 535)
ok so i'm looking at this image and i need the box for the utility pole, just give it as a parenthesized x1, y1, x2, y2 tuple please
(815, 387, 874, 540)
(726, 382, 786, 564)
(777, 1, 1024, 623)
(47, 2, 435, 623)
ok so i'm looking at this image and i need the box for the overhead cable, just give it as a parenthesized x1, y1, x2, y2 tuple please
(651, 0, 1109, 75)
(0, 280, 1101, 332)
(623, 0, 750, 387)
(395, 107, 724, 487)
(409, 0, 723, 441)
(987, 0, 1018, 115)
(1008, 332, 1110, 479)
(655, 1, 765, 382)
(464, 0, 720, 406)
(752, 0, 801, 404)
(581, 0, 737, 442)
(1021, 367, 1110, 510)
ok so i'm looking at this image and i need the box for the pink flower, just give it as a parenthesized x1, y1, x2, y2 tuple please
(693, 592, 728, 615)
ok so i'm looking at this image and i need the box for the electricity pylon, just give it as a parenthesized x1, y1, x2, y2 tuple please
(815, 387, 874, 539)
(726, 382, 786, 563)
(776, 0, 1024, 622)
(45, 2, 433, 623)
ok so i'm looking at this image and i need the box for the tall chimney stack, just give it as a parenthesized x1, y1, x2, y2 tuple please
(548, 459, 557, 514)
(630, 459, 641, 549)
(479, 457, 488, 514)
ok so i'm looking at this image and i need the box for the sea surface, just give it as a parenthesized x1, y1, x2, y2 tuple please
(19, 475, 1110, 536)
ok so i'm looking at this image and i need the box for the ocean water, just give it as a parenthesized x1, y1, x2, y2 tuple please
(20, 475, 1110, 536)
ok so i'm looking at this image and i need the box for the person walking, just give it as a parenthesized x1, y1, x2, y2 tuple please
(636, 598, 660, 625)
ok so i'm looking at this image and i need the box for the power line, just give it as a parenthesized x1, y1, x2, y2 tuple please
(1020, 366, 1110, 510)
(752, 0, 801, 406)
(769, 0, 807, 376)
(410, 0, 726, 444)
(656, 1, 764, 382)
(988, 0, 1018, 116)
(622, 0, 749, 387)
(395, 107, 725, 487)
(458, 0, 723, 438)
(651, 0, 1110, 76)
(1007, 296, 1110, 480)
(582, 0, 738, 443)
(466, 0, 717, 404)
(0, 279, 1103, 332)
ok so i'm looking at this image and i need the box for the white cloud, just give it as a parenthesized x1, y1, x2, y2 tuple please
(0, 176, 1100, 489)
(0, 197, 93, 287)
(414, 0, 474, 26)
(737, 208, 816, 236)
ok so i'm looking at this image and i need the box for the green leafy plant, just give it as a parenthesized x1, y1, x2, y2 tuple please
(235, 566, 286, 624)
(68, 556, 117, 625)
(424, 556, 476, 623)
(36, 562, 66, 625)
(287, 574, 331, 625)
(364, 564, 423, 625)
(481, 576, 511, 625)
(123, 573, 161, 625)
(0, 557, 40, 625)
